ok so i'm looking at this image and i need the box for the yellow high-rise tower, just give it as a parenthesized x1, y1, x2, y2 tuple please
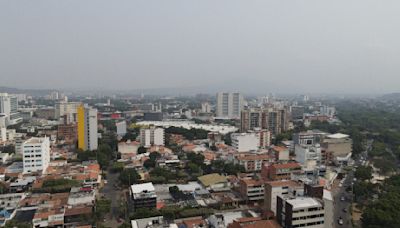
(77, 104, 98, 151)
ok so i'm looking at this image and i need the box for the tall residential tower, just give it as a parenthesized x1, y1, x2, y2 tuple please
(216, 92, 243, 119)
(78, 104, 98, 151)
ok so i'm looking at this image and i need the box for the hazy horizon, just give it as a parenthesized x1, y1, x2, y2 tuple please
(2, 1, 400, 94)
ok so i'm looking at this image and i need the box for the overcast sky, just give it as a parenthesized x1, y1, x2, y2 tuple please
(1, 0, 400, 94)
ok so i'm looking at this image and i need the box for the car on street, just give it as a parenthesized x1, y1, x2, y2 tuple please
(343, 208, 348, 213)
(340, 196, 345, 201)
(338, 217, 344, 225)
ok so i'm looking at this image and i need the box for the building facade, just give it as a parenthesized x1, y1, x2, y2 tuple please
(140, 126, 165, 148)
(216, 92, 243, 119)
(276, 196, 325, 228)
(77, 105, 98, 151)
(22, 137, 50, 174)
(231, 133, 259, 152)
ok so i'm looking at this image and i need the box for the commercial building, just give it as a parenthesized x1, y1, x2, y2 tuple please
(276, 196, 325, 228)
(216, 92, 243, 119)
(295, 144, 322, 170)
(322, 133, 352, 158)
(231, 133, 259, 152)
(22, 137, 50, 174)
(77, 105, 98, 151)
(130, 182, 157, 211)
(264, 180, 303, 215)
(140, 126, 165, 148)
(293, 130, 327, 146)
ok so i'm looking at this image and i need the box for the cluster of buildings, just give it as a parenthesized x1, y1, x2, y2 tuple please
(0, 90, 351, 228)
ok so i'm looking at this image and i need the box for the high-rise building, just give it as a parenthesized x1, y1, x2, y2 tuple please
(140, 126, 165, 148)
(77, 105, 98, 151)
(268, 109, 289, 135)
(240, 108, 289, 135)
(240, 108, 263, 132)
(55, 101, 81, 122)
(0, 93, 21, 126)
(216, 92, 243, 119)
(201, 102, 211, 113)
(22, 137, 50, 174)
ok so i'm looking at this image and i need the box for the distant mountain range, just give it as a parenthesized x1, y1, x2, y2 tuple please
(0, 87, 54, 96)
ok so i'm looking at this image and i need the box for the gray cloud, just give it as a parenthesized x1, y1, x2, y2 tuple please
(1, 0, 400, 94)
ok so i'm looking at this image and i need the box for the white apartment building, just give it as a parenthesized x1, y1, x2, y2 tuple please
(140, 126, 165, 148)
(216, 92, 243, 119)
(0, 93, 20, 126)
(264, 180, 303, 215)
(295, 144, 322, 170)
(277, 196, 325, 228)
(22, 137, 50, 174)
(231, 133, 259, 152)
(116, 121, 127, 137)
(201, 102, 211, 113)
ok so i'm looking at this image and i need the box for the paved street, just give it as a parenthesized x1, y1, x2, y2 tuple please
(100, 162, 124, 227)
(333, 171, 353, 228)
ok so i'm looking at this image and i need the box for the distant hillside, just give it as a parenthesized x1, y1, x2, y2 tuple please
(0, 86, 53, 96)
(380, 93, 400, 100)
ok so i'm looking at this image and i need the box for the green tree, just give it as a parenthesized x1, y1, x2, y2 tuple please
(119, 168, 140, 186)
(111, 162, 124, 173)
(143, 159, 156, 169)
(355, 166, 372, 181)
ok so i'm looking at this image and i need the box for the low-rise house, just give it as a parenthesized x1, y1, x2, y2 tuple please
(228, 217, 281, 228)
(272, 146, 289, 162)
(238, 179, 265, 202)
(67, 187, 96, 206)
(198, 173, 230, 192)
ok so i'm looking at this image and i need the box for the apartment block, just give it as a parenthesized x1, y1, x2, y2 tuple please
(77, 104, 98, 151)
(216, 92, 243, 119)
(140, 126, 165, 148)
(276, 196, 325, 228)
(130, 182, 157, 211)
(22, 137, 50, 174)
